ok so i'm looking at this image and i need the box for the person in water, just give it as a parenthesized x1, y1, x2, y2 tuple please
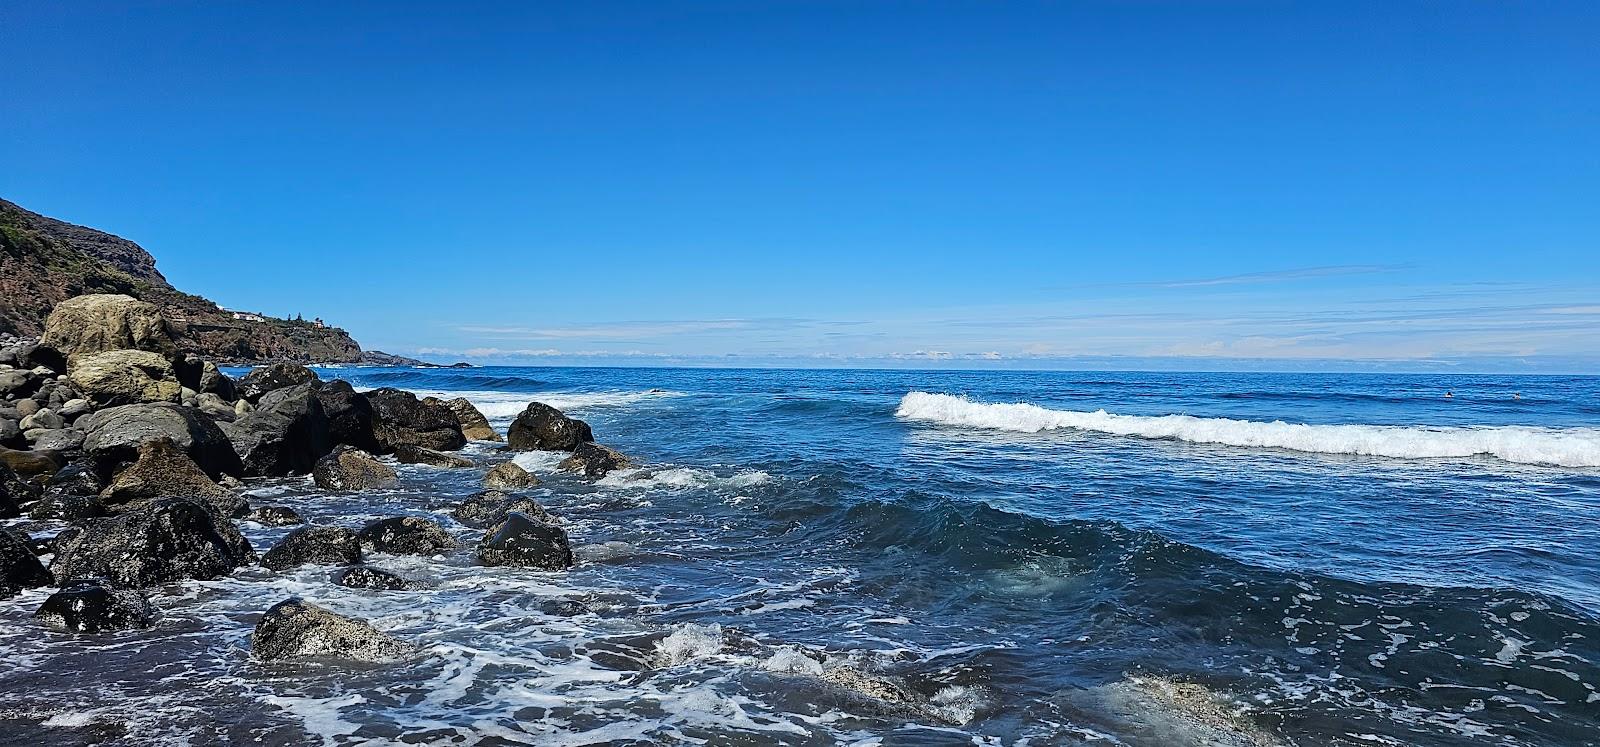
(1445, 391, 1454, 398)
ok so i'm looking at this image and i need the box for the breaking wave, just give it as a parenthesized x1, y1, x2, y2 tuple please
(895, 392, 1600, 468)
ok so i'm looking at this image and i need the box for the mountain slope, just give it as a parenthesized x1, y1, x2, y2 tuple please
(0, 198, 363, 363)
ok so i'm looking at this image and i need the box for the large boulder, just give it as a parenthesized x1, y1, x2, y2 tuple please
(260, 526, 362, 571)
(251, 598, 411, 662)
(439, 397, 501, 442)
(314, 380, 379, 452)
(312, 446, 398, 491)
(68, 349, 182, 407)
(475, 512, 574, 570)
(99, 438, 244, 518)
(358, 516, 458, 556)
(1, 529, 51, 599)
(483, 461, 539, 489)
(236, 363, 320, 404)
(49, 498, 257, 587)
(507, 402, 593, 452)
(220, 383, 331, 476)
(40, 294, 177, 358)
(366, 388, 465, 453)
(82, 403, 242, 480)
(392, 444, 473, 468)
(452, 490, 553, 528)
(559, 442, 633, 478)
(34, 579, 159, 633)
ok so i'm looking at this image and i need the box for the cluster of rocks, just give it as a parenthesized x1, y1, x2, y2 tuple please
(1, 292, 635, 661)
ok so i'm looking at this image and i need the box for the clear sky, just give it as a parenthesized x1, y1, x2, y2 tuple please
(3, 1, 1597, 371)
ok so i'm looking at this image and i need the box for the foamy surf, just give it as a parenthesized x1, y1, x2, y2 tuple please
(895, 392, 1600, 468)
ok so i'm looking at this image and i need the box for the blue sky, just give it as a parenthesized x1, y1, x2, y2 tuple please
(3, 1, 1596, 371)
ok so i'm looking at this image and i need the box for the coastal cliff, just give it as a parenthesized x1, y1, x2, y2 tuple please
(0, 198, 363, 363)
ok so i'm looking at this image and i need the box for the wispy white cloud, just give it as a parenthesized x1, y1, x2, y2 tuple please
(1139, 264, 1408, 288)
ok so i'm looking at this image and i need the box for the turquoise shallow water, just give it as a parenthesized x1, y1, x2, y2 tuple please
(4, 366, 1598, 745)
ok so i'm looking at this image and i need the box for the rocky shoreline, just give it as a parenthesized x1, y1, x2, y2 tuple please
(0, 292, 983, 736)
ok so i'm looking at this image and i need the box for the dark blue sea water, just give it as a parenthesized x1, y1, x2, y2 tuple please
(4, 366, 1598, 746)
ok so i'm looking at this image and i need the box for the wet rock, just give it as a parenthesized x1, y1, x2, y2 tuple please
(0, 445, 66, 479)
(366, 388, 465, 453)
(476, 512, 573, 570)
(44, 458, 102, 497)
(82, 402, 242, 480)
(332, 566, 408, 591)
(49, 498, 257, 587)
(34, 578, 158, 633)
(312, 445, 398, 491)
(392, 444, 473, 469)
(1, 461, 41, 518)
(358, 516, 458, 556)
(67, 349, 182, 407)
(452, 490, 553, 528)
(29, 490, 108, 522)
(315, 379, 379, 452)
(236, 362, 319, 404)
(220, 383, 332, 476)
(559, 442, 632, 478)
(251, 598, 411, 662)
(246, 505, 303, 527)
(483, 461, 539, 489)
(507, 402, 593, 452)
(1, 529, 52, 599)
(100, 438, 242, 517)
(40, 294, 177, 358)
(260, 526, 361, 571)
(440, 397, 501, 442)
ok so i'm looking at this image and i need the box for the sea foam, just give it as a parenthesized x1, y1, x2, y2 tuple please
(895, 392, 1600, 468)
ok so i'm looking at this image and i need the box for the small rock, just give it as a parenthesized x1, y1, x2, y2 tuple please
(332, 566, 408, 591)
(251, 598, 411, 662)
(35, 579, 158, 633)
(312, 445, 398, 491)
(483, 461, 539, 489)
(559, 442, 633, 478)
(260, 526, 361, 571)
(452, 490, 554, 528)
(358, 516, 458, 556)
(393, 444, 473, 469)
(476, 512, 574, 570)
(247, 505, 304, 527)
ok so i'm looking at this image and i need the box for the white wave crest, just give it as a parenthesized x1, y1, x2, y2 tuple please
(896, 392, 1600, 468)
(597, 467, 774, 490)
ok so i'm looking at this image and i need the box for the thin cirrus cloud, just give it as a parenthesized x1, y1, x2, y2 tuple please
(1139, 264, 1411, 289)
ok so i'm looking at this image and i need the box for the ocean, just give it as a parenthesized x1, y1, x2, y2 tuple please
(4, 366, 1599, 745)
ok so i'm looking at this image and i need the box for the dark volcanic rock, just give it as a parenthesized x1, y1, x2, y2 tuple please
(0, 417, 22, 449)
(29, 490, 108, 522)
(100, 438, 242, 517)
(34, 579, 158, 633)
(221, 383, 332, 476)
(452, 490, 553, 528)
(81, 402, 242, 480)
(236, 362, 320, 404)
(507, 402, 593, 452)
(2, 529, 52, 599)
(332, 566, 408, 591)
(392, 444, 473, 469)
(260, 526, 362, 571)
(483, 461, 539, 489)
(314, 379, 379, 452)
(476, 512, 574, 570)
(251, 598, 411, 662)
(358, 516, 458, 556)
(559, 442, 633, 478)
(27, 427, 85, 453)
(366, 388, 466, 453)
(49, 498, 257, 587)
(246, 505, 303, 527)
(312, 445, 398, 491)
(439, 397, 501, 442)
(1, 461, 40, 518)
(197, 360, 236, 399)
